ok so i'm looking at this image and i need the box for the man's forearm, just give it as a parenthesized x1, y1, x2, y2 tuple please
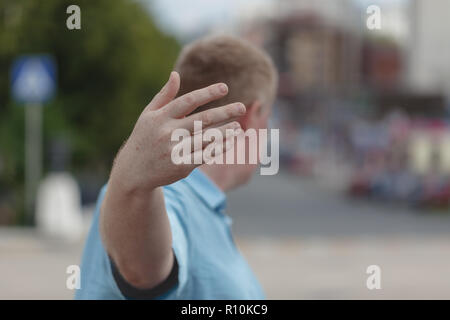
(99, 171, 173, 289)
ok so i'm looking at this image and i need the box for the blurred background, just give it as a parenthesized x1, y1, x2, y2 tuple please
(1, 0, 450, 299)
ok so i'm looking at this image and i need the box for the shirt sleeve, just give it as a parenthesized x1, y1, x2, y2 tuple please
(105, 186, 190, 300)
(156, 190, 190, 299)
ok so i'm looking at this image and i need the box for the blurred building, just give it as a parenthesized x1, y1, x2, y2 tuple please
(407, 0, 450, 98)
(238, 1, 365, 126)
(277, 0, 360, 30)
(271, 13, 362, 97)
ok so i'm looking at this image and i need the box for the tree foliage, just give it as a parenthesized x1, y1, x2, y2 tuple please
(0, 0, 180, 222)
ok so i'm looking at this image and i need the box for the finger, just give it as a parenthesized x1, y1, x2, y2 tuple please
(202, 134, 237, 164)
(180, 135, 236, 166)
(200, 122, 242, 147)
(174, 131, 238, 167)
(166, 83, 228, 118)
(171, 122, 241, 163)
(193, 121, 241, 150)
(145, 71, 180, 112)
(181, 102, 246, 133)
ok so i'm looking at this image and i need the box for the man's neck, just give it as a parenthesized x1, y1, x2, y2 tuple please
(199, 165, 238, 192)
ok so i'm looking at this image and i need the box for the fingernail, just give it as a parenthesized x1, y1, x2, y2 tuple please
(237, 103, 246, 114)
(219, 83, 228, 94)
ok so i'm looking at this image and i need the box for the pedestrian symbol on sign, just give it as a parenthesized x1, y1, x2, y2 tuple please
(11, 55, 56, 104)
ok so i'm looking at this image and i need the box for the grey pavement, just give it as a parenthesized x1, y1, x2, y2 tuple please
(228, 172, 450, 238)
(1, 171, 450, 299)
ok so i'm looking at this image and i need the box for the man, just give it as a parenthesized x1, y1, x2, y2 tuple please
(75, 35, 278, 299)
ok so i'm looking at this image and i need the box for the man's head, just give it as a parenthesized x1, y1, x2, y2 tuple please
(175, 35, 277, 116)
(174, 35, 278, 185)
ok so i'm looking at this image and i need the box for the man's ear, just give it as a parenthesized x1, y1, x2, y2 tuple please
(240, 100, 262, 130)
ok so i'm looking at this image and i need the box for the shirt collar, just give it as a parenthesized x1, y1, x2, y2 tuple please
(184, 168, 227, 212)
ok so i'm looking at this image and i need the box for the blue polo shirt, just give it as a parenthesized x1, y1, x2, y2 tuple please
(75, 168, 265, 299)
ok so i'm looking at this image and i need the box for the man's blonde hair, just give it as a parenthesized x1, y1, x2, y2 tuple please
(174, 35, 278, 113)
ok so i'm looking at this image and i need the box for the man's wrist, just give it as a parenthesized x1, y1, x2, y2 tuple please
(109, 169, 157, 201)
(110, 143, 159, 195)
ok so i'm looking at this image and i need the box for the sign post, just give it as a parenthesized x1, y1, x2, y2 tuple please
(11, 55, 56, 223)
(25, 103, 43, 222)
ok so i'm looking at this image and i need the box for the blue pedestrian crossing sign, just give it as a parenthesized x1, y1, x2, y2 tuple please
(11, 55, 57, 104)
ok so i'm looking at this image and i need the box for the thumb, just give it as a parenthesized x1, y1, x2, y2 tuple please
(146, 71, 180, 112)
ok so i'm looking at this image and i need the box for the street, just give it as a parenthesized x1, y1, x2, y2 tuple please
(229, 172, 450, 299)
(229, 172, 450, 238)
(2, 172, 450, 299)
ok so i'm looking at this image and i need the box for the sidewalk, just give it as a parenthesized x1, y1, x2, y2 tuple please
(2, 228, 450, 299)
(239, 235, 450, 299)
(0, 228, 82, 299)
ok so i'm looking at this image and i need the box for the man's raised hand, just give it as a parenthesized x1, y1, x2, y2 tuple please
(111, 71, 246, 191)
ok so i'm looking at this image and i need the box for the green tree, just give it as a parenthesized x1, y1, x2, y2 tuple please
(0, 0, 180, 224)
